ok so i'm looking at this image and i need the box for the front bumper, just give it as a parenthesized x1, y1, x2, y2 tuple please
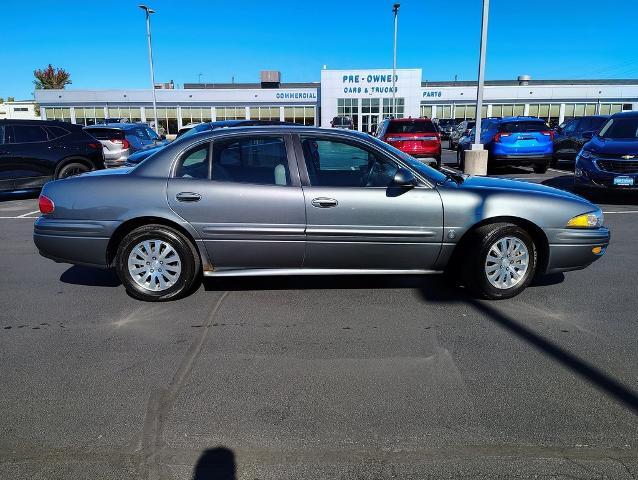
(545, 227, 610, 274)
(575, 157, 638, 190)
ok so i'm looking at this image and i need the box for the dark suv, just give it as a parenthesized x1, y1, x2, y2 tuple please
(0, 120, 104, 193)
(553, 115, 609, 166)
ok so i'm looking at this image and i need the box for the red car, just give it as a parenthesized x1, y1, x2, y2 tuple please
(376, 117, 442, 168)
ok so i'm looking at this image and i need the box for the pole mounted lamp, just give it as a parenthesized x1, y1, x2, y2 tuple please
(473, 0, 489, 148)
(392, 3, 400, 119)
(139, 4, 159, 133)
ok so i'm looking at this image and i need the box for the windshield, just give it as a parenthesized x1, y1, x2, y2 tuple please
(598, 117, 638, 139)
(387, 121, 436, 134)
(499, 121, 548, 133)
(366, 135, 447, 184)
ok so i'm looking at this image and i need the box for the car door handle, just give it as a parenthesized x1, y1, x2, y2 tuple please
(175, 192, 202, 202)
(311, 197, 338, 208)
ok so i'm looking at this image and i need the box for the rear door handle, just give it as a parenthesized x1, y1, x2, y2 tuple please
(175, 192, 202, 202)
(311, 197, 338, 208)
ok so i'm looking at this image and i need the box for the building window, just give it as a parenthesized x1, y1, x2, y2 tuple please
(284, 106, 315, 125)
(249, 106, 280, 121)
(150, 107, 178, 135)
(337, 98, 359, 130)
(491, 104, 524, 118)
(563, 103, 600, 121)
(527, 104, 561, 127)
(181, 107, 212, 126)
(599, 103, 623, 115)
(44, 107, 71, 122)
(420, 104, 433, 118)
(361, 98, 380, 114)
(216, 106, 246, 121)
(382, 98, 404, 118)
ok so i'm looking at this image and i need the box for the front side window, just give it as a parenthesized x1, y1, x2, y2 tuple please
(300, 137, 399, 188)
(146, 128, 160, 140)
(175, 143, 209, 179)
(212, 136, 290, 186)
(8, 125, 49, 143)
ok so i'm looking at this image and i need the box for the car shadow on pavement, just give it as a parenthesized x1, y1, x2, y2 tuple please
(0, 191, 40, 202)
(542, 175, 638, 205)
(418, 279, 638, 415)
(60, 266, 121, 287)
(192, 447, 236, 480)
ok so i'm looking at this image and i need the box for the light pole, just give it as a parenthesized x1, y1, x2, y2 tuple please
(198, 73, 203, 84)
(392, 3, 400, 118)
(473, 0, 489, 148)
(139, 5, 158, 133)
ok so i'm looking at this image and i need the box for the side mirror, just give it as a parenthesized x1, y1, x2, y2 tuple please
(582, 131, 595, 140)
(392, 168, 417, 188)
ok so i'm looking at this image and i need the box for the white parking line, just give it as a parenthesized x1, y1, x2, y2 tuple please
(603, 210, 638, 214)
(548, 168, 572, 174)
(0, 216, 38, 219)
(17, 210, 40, 218)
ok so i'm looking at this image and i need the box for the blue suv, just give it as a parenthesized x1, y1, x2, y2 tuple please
(458, 117, 553, 173)
(574, 111, 638, 191)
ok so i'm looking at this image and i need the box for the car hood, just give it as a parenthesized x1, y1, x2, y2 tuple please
(584, 137, 638, 155)
(457, 175, 587, 202)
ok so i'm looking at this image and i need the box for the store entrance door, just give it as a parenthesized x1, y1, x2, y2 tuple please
(361, 114, 380, 134)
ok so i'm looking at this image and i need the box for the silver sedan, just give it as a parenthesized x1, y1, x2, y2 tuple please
(34, 127, 610, 302)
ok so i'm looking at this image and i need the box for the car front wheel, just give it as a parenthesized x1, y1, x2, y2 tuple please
(533, 163, 549, 174)
(115, 224, 201, 301)
(56, 161, 91, 179)
(463, 223, 537, 300)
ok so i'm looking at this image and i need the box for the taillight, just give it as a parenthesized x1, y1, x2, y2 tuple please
(88, 143, 101, 149)
(111, 138, 131, 149)
(493, 132, 511, 142)
(541, 130, 554, 141)
(39, 194, 55, 214)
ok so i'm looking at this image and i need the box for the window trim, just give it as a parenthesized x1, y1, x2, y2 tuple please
(292, 133, 433, 189)
(6, 124, 50, 144)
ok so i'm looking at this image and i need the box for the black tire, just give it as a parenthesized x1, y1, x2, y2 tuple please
(462, 223, 537, 300)
(115, 224, 201, 301)
(435, 155, 442, 169)
(533, 163, 548, 174)
(55, 161, 91, 180)
(550, 156, 558, 168)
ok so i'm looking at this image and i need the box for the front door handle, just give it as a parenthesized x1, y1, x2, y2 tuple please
(311, 197, 338, 208)
(175, 192, 202, 202)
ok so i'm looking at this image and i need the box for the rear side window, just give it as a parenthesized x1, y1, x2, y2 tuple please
(45, 126, 71, 139)
(85, 128, 125, 140)
(175, 143, 210, 179)
(387, 121, 436, 134)
(579, 117, 607, 132)
(131, 128, 151, 140)
(212, 136, 290, 186)
(499, 121, 548, 133)
(6, 125, 49, 143)
(0, 125, 4, 145)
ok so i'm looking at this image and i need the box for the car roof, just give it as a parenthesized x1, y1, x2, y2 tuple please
(387, 117, 433, 122)
(84, 123, 144, 130)
(497, 116, 547, 122)
(0, 119, 75, 126)
(610, 110, 638, 118)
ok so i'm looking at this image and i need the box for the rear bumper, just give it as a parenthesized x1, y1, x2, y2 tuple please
(545, 227, 610, 274)
(490, 153, 553, 164)
(33, 217, 118, 268)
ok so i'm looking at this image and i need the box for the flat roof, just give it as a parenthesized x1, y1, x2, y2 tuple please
(183, 82, 319, 89)
(423, 79, 638, 87)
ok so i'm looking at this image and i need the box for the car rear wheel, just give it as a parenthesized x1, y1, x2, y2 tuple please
(56, 162, 91, 179)
(115, 224, 201, 301)
(533, 163, 548, 174)
(463, 223, 537, 300)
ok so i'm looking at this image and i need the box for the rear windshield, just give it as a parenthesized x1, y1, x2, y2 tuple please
(437, 119, 455, 127)
(598, 116, 638, 139)
(387, 121, 436, 134)
(499, 121, 548, 133)
(84, 128, 125, 140)
(332, 117, 351, 126)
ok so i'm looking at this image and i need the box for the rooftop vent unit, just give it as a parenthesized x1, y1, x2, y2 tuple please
(517, 75, 531, 86)
(261, 70, 281, 89)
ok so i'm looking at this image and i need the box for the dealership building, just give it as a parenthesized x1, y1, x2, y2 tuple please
(35, 68, 638, 134)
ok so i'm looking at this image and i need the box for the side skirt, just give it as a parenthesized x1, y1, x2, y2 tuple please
(203, 268, 443, 278)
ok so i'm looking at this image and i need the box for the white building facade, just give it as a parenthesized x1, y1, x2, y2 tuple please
(34, 68, 638, 133)
(0, 101, 38, 120)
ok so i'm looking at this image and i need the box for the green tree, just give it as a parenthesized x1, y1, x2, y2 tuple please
(0, 97, 4, 104)
(33, 64, 72, 89)
(7, 96, 15, 102)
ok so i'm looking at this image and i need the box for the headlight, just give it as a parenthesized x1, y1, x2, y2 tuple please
(579, 149, 593, 159)
(566, 210, 604, 228)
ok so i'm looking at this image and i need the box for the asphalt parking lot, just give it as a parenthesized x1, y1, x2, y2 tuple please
(1, 151, 637, 479)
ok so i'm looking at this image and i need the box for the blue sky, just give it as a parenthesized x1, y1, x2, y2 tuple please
(1, 0, 635, 100)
